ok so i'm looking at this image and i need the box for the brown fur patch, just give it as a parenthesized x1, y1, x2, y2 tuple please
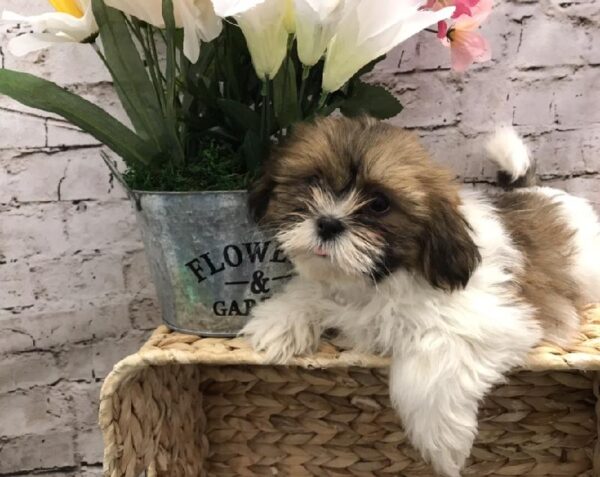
(495, 192, 580, 342)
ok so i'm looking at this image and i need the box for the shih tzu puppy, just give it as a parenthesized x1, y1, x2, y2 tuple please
(240, 116, 600, 477)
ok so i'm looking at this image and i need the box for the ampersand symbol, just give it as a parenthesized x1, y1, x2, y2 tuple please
(250, 270, 270, 294)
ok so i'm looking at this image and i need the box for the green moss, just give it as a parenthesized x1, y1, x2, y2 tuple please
(123, 139, 251, 192)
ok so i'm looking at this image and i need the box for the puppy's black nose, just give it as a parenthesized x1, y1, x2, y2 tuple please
(317, 216, 345, 241)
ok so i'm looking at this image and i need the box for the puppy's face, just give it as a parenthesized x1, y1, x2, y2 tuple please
(250, 116, 480, 290)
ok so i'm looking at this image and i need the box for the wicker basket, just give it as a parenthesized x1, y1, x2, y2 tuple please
(100, 305, 600, 477)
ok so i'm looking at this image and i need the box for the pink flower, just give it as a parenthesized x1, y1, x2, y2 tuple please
(424, 0, 480, 18)
(440, 0, 492, 72)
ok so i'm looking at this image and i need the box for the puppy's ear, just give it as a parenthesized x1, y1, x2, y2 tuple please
(248, 171, 274, 224)
(419, 200, 481, 291)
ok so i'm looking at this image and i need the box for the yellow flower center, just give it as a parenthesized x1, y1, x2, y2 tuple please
(49, 0, 83, 18)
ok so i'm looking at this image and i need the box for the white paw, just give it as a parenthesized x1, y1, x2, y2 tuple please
(240, 301, 321, 363)
(423, 443, 469, 477)
(397, 401, 474, 477)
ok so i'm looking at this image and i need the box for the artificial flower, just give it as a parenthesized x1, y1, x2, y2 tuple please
(1, 0, 98, 56)
(322, 0, 454, 92)
(439, 0, 492, 72)
(103, 0, 165, 25)
(424, 0, 480, 18)
(104, 0, 223, 62)
(210, 0, 265, 17)
(49, 0, 84, 17)
(229, 0, 289, 80)
(294, 0, 345, 67)
(283, 0, 296, 33)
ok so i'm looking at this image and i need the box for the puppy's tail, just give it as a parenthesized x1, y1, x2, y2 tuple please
(486, 127, 538, 189)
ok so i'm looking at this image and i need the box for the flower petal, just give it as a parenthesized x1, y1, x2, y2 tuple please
(210, 0, 265, 17)
(454, 0, 492, 30)
(187, 0, 223, 41)
(234, 0, 288, 79)
(104, 0, 166, 26)
(295, 0, 345, 66)
(356, 0, 422, 44)
(7, 32, 74, 56)
(451, 2, 472, 18)
(178, 0, 223, 62)
(450, 30, 490, 71)
(283, 0, 295, 33)
(437, 19, 448, 38)
(470, 0, 493, 24)
(303, 0, 344, 21)
(49, 0, 84, 18)
(2, 2, 97, 49)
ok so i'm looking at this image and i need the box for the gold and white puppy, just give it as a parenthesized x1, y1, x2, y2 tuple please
(241, 116, 600, 477)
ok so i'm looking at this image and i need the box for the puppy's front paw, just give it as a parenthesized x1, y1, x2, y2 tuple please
(240, 302, 321, 363)
(422, 442, 469, 477)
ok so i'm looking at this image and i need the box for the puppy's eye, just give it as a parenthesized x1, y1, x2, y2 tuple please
(369, 192, 390, 214)
(304, 175, 320, 186)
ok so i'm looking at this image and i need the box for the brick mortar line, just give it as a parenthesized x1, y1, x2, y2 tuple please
(0, 378, 102, 398)
(0, 464, 103, 477)
(375, 62, 600, 78)
(1, 327, 152, 356)
(462, 171, 600, 184)
(0, 198, 131, 207)
(0, 145, 104, 156)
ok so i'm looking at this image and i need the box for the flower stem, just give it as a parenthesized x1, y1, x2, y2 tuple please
(317, 92, 329, 111)
(298, 66, 311, 115)
(260, 79, 273, 146)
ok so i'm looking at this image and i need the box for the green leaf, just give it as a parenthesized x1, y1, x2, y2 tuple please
(240, 129, 265, 175)
(356, 55, 386, 77)
(221, 31, 244, 101)
(341, 81, 403, 120)
(0, 69, 158, 167)
(317, 96, 346, 117)
(273, 56, 300, 129)
(91, 0, 166, 150)
(217, 99, 260, 134)
(161, 0, 185, 163)
(187, 41, 215, 81)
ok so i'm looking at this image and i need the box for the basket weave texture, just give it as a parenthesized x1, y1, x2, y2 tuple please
(100, 305, 600, 477)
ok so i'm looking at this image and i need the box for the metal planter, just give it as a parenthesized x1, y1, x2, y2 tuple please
(132, 190, 293, 336)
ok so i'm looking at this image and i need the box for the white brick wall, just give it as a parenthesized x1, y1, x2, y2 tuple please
(0, 0, 599, 475)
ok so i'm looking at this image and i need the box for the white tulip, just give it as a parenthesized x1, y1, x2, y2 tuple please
(210, 0, 265, 17)
(176, 0, 222, 62)
(322, 0, 455, 92)
(104, 0, 223, 63)
(294, 0, 344, 67)
(1, 0, 98, 57)
(103, 0, 165, 26)
(226, 0, 289, 80)
(283, 0, 296, 33)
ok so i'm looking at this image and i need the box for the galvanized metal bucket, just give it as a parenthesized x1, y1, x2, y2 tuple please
(131, 190, 293, 336)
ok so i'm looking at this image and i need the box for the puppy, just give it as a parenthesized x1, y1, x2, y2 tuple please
(241, 116, 600, 477)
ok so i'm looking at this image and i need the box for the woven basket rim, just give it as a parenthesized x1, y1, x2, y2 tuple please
(100, 304, 600, 402)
